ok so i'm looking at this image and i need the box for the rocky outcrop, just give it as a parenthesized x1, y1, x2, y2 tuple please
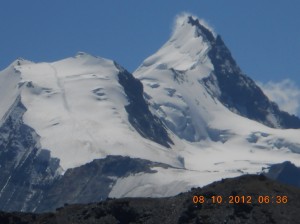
(1, 175, 299, 223)
(0, 98, 61, 212)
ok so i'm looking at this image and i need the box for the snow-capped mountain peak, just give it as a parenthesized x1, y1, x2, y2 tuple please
(135, 13, 300, 140)
(134, 15, 224, 141)
(12, 58, 33, 67)
(2, 13, 300, 212)
(140, 15, 214, 74)
(171, 14, 216, 44)
(0, 55, 175, 171)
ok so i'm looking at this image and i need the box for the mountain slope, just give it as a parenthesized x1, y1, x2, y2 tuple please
(206, 22, 300, 129)
(116, 63, 173, 148)
(265, 161, 300, 187)
(2, 53, 175, 170)
(1, 175, 300, 224)
(0, 54, 179, 212)
(0, 96, 60, 212)
(134, 14, 300, 143)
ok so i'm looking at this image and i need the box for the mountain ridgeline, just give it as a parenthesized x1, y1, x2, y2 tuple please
(0, 97, 60, 212)
(115, 62, 173, 148)
(1, 175, 300, 224)
(187, 16, 300, 129)
(1, 13, 300, 214)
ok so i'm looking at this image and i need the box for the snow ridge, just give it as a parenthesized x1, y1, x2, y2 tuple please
(0, 54, 181, 171)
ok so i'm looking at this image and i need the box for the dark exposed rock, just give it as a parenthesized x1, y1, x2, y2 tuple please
(264, 161, 300, 188)
(187, 16, 300, 129)
(0, 97, 60, 212)
(1, 175, 300, 224)
(0, 99, 173, 213)
(0, 63, 174, 213)
(208, 34, 300, 129)
(116, 62, 173, 148)
(36, 156, 171, 212)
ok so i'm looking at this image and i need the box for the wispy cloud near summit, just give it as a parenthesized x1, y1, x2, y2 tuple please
(258, 79, 300, 116)
(172, 12, 216, 37)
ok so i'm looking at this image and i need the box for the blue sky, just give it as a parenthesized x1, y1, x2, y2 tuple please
(1, 1, 300, 113)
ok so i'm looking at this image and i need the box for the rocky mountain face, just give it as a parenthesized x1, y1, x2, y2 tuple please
(135, 15, 300, 143)
(0, 98, 173, 212)
(195, 16, 300, 129)
(116, 63, 173, 148)
(36, 156, 173, 212)
(264, 161, 300, 188)
(0, 58, 174, 212)
(0, 97, 60, 212)
(1, 175, 300, 224)
(1, 13, 300, 214)
(0, 97, 174, 212)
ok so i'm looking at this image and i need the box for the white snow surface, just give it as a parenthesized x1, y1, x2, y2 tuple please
(1, 53, 181, 170)
(135, 15, 217, 142)
(110, 14, 300, 197)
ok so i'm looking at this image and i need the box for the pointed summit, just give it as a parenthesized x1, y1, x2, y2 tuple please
(138, 14, 215, 73)
(135, 13, 300, 142)
(171, 13, 216, 43)
(134, 14, 220, 141)
(11, 58, 33, 67)
(75, 51, 91, 58)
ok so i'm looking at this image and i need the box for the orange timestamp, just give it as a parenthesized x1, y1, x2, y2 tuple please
(192, 195, 288, 204)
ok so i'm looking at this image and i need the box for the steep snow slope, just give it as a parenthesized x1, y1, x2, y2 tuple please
(116, 13, 300, 197)
(134, 14, 229, 141)
(134, 14, 300, 141)
(2, 53, 177, 170)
